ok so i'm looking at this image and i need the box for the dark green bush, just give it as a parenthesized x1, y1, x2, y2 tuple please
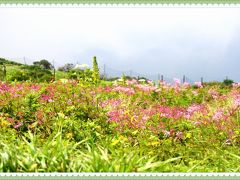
(223, 79, 234, 86)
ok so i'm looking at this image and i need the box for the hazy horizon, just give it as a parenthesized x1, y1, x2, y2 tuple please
(1, 7, 240, 82)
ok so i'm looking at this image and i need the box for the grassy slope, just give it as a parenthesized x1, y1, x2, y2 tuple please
(2, 61, 68, 81)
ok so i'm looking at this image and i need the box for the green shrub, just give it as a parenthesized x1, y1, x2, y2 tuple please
(223, 79, 234, 86)
(9, 65, 53, 82)
(68, 69, 94, 83)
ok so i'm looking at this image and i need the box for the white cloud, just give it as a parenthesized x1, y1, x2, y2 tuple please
(1, 7, 240, 81)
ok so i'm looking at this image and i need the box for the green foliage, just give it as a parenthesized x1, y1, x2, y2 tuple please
(8, 69, 29, 81)
(33, 60, 53, 70)
(9, 65, 53, 82)
(203, 81, 222, 87)
(58, 63, 74, 72)
(68, 69, 94, 83)
(55, 70, 69, 80)
(92, 56, 100, 84)
(0, 57, 22, 66)
(0, 65, 6, 81)
(223, 79, 234, 86)
(122, 73, 126, 84)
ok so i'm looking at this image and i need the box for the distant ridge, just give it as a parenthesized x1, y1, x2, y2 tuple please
(0, 57, 23, 66)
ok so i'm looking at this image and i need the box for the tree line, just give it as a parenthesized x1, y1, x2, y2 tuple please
(0, 56, 100, 83)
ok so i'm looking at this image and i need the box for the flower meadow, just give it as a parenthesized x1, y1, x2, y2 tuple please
(0, 79, 240, 172)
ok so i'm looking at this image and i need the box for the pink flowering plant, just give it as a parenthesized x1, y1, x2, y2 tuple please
(0, 77, 240, 172)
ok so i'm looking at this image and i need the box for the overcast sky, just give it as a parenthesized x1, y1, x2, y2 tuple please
(0, 7, 240, 82)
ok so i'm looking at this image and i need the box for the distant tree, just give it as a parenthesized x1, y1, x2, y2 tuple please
(33, 59, 53, 70)
(0, 58, 22, 65)
(92, 56, 100, 83)
(58, 63, 74, 72)
(223, 79, 234, 86)
(33, 61, 40, 66)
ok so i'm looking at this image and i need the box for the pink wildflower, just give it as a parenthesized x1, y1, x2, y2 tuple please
(7, 117, 15, 124)
(208, 89, 219, 99)
(193, 121, 202, 126)
(232, 83, 240, 88)
(14, 122, 23, 129)
(187, 104, 203, 114)
(194, 81, 203, 88)
(158, 106, 185, 119)
(162, 130, 170, 137)
(30, 84, 41, 91)
(175, 131, 183, 140)
(173, 78, 181, 86)
(159, 81, 167, 86)
(234, 98, 240, 107)
(185, 104, 206, 119)
(212, 108, 224, 120)
(0, 83, 11, 93)
(100, 99, 122, 108)
(40, 94, 54, 102)
(107, 110, 123, 122)
(112, 86, 135, 95)
(192, 90, 198, 96)
(105, 86, 112, 92)
(126, 79, 138, 85)
(147, 80, 154, 86)
(136, 84, 157, 92)
(233, 94, 240, 107)
(183, 82, 190, 88)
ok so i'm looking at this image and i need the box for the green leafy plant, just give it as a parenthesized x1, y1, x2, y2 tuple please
(92, 56, 100, 84)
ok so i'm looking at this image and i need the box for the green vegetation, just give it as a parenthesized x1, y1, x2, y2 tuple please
(0, 57, 22, 66)
(58, 63, 74, 72)
(92, 56, 100, 84)
(0, 58, 65, 82)
(0, 57, 240, 172)
(8, 65, 53, 82)
(33, 59, 53, 70)
(223, 79, 234, 86)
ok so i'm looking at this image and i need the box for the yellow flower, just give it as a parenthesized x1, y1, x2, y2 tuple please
(66, 133, 73, 139)
(111, 139, 120, 146)
(186, 132, 192, 139)
(147, 141, 160, 146)
(0, 119, 10, 127)
(96, 126, 101, 131)
(119, 135, 128, 141)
